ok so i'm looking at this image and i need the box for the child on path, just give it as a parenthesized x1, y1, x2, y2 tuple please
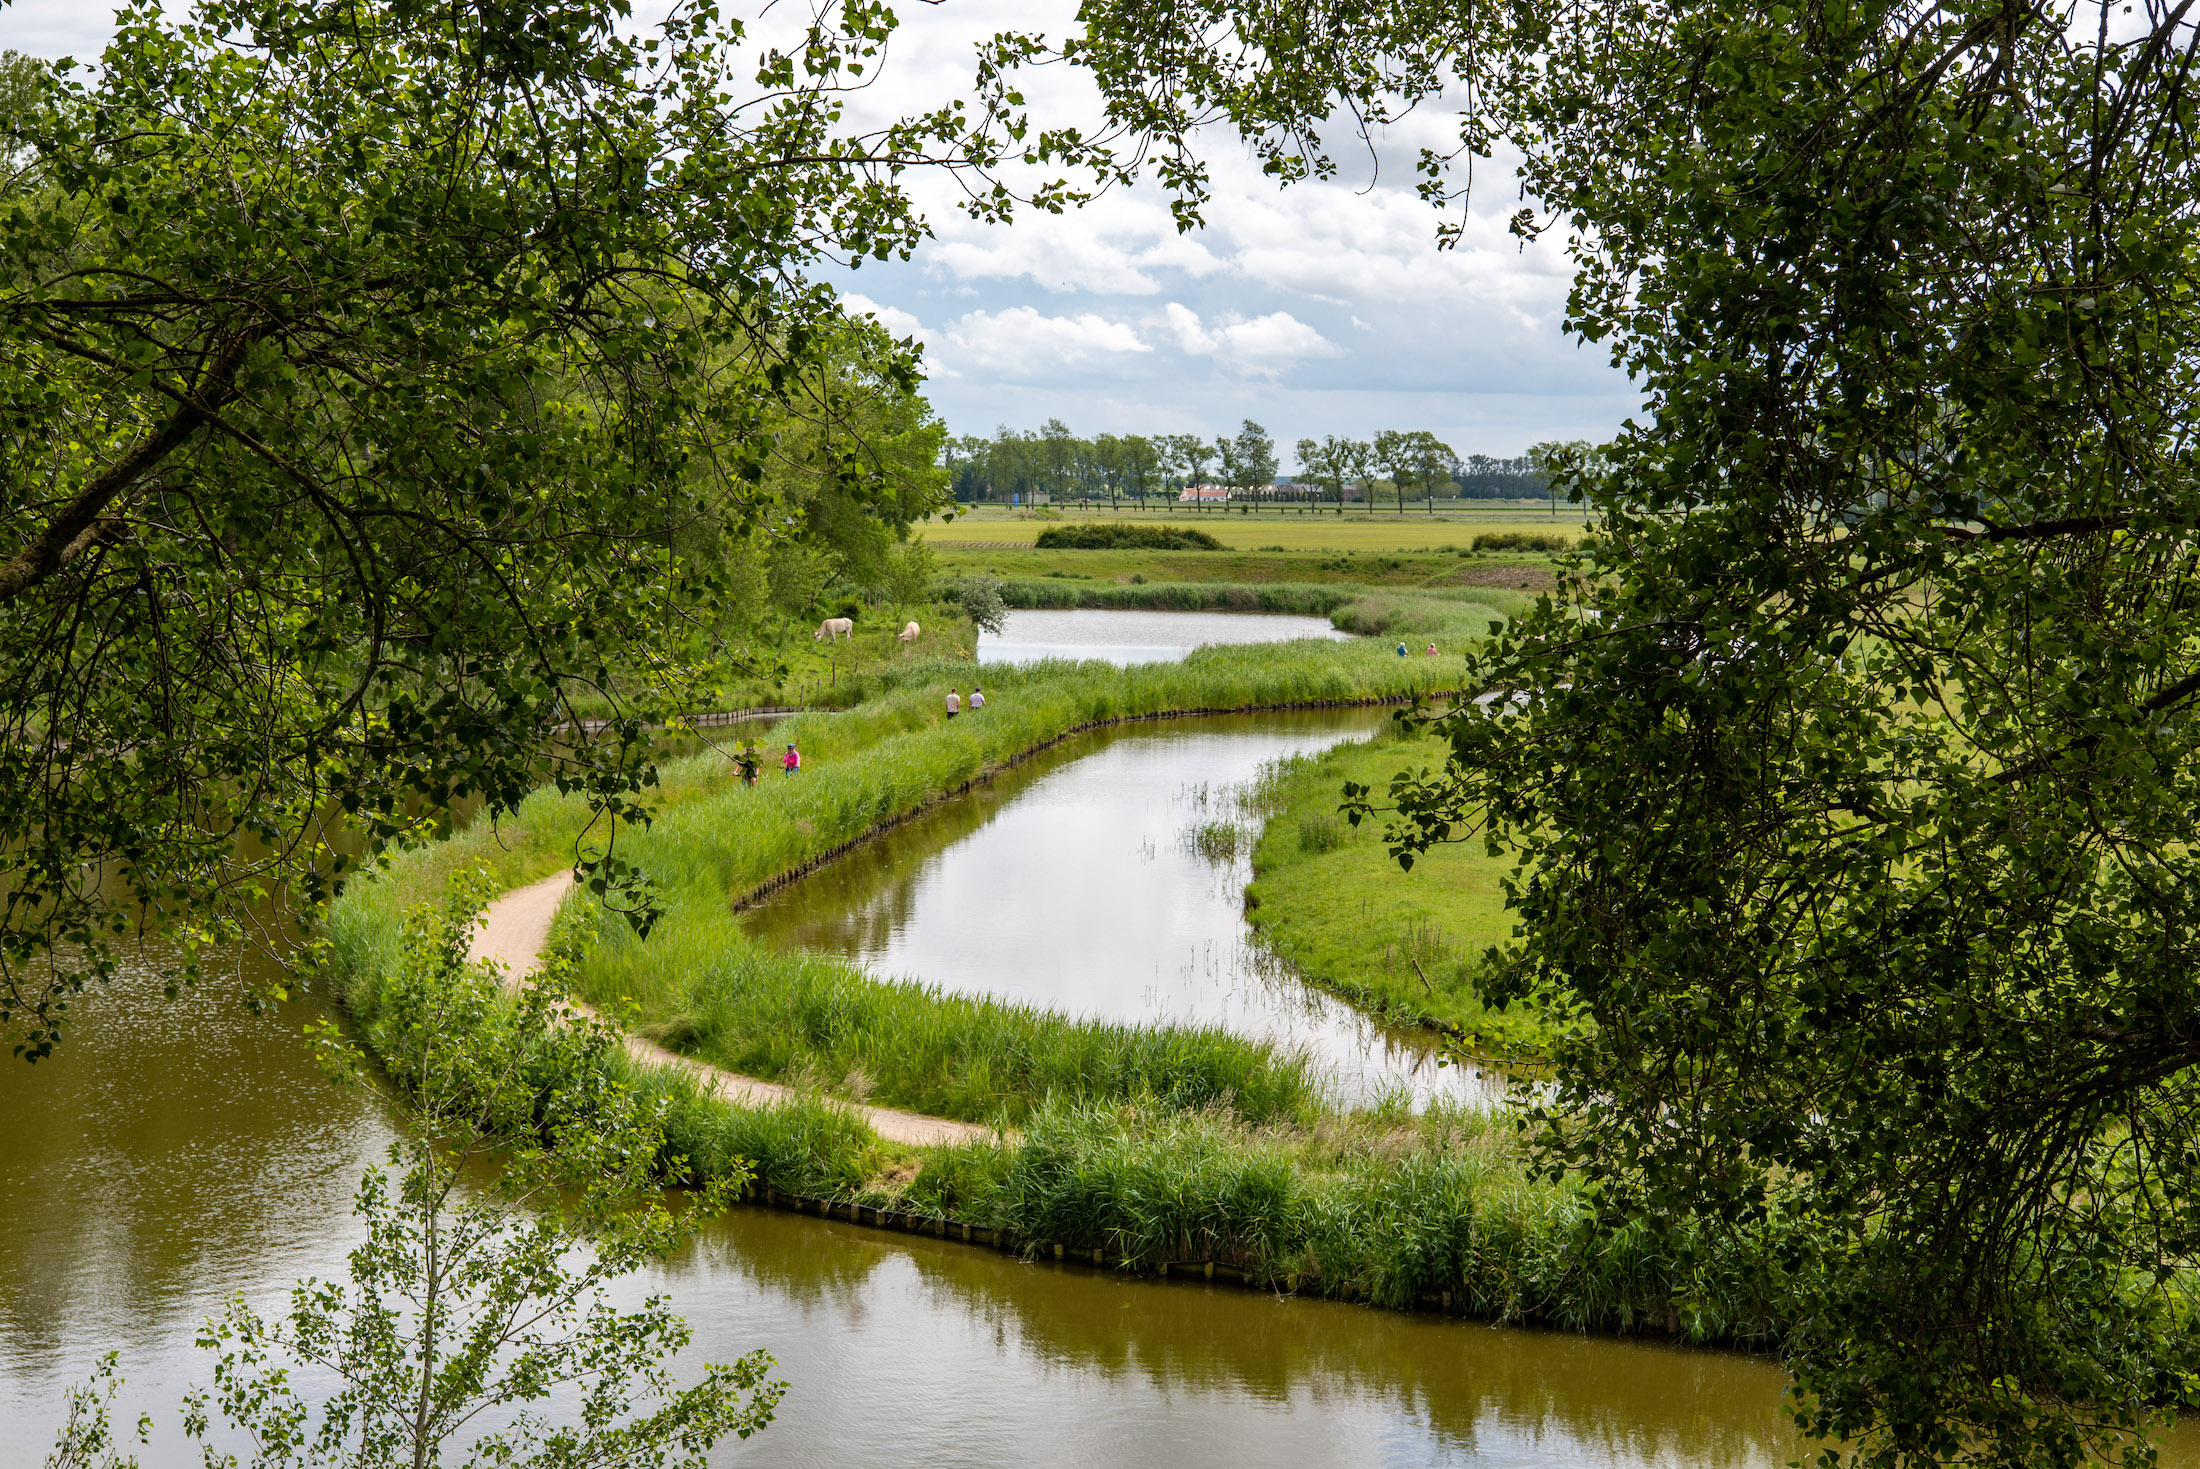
(735, 741, 761, 787)
(782, 742, 802, 776)
(946, 688, 961, 719)
(1395, 642, 1408, 658)
(969, 685, 985, 712)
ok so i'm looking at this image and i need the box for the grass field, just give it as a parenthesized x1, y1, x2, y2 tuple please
(1246, 725, 1545, 1052)
(920, 509, 1592, 554)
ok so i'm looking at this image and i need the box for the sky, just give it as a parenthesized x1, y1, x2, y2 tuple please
(3, 0, 1641, 468)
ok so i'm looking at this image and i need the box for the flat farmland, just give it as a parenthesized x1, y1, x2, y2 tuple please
(918, 509, 1592, 555)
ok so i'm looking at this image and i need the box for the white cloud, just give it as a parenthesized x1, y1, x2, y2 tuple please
(937, 306, 1151, 378)
(839, 293, 932, 345)
(926, 213, 1226, 296)
(1160, 305, 1340, 377)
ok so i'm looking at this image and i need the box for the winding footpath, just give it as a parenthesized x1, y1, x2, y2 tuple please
(469, 871, 992, 1147)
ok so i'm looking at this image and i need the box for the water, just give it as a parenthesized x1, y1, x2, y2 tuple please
(0, 961, 1826, 1469)
(978, 608, 1352, 666)
(741, 709, 1487, 1106)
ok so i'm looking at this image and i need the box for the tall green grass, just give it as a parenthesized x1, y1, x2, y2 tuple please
(589, 927, 1324, 1127)
(626, 1048, 1780, 1345)
(985, 578, 1534, 636)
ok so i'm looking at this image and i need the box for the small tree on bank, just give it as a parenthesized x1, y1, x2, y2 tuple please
(47, 869, 783, 1468)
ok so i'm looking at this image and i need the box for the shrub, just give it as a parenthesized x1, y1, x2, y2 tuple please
(954, 575, 1009, 635)
(1188, 820, 1241, 863)
(1471, 531, 1573, 553)
(1034, 523, 1224, 550)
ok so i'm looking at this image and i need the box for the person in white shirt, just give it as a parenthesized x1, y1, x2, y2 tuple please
(946, 688, 961, 719)
(969, 686, 985, 712)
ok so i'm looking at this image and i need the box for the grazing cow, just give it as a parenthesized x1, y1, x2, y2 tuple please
(898, 621, 921, 643)
(813, 616, 854, 642)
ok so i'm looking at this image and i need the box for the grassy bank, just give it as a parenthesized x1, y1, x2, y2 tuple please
(1245, 725, 1546, 1052)
(330, 637, 1467, 1128)
(609, 931, 1326, 1128)
(633, 1059, 1776, 1341)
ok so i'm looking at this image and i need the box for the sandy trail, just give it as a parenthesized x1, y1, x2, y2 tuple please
(469, 871, 992, 1148)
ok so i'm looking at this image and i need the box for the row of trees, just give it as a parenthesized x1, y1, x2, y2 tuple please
(944, 421, 1557, 509)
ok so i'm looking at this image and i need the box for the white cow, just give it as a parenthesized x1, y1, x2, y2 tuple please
(897, 621, 921, 643)
(813, 617, 854, 642)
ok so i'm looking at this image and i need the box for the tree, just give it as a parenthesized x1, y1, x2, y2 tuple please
(1119, 434, 1160, 510)
(0, 0, 1083, 1060)
(1371, 429, 1415, 514)
(1334, 438, 1375, 516)
(1403, 431, 1458, 516)
(1163, 434, 1215, 512)
(954, 575, 1009, 636)
(1039, 418, 1078, 501)
(1295, 436, 1340, 513)
(1057, 0, 2200, 1460)
(51, 868, 783, 1468)
(1224, 419, 1277, 509)
(881, 538, 937, 620)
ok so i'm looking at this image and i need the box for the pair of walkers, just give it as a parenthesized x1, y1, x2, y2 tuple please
(734, 741, 801, 785)
(945, 685, 986, 719)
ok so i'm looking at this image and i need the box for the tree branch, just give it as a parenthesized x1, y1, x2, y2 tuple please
(0, 337, 247, 604)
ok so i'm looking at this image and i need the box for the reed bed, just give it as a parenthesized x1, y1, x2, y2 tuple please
(627, 1055, 1779, 1344)
(986, 577, 1534, 635)
(594, 927, 1325, 1127)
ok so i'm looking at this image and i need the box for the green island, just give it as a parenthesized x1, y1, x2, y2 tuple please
(1245, 724, 1542, 1052)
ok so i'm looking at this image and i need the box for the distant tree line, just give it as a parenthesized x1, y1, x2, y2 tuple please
(944, 421, 1574, 511)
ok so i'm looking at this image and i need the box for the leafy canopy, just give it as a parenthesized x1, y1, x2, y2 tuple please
(1050, 0, 2200, 1462)
(0, 0, 1089, 1060)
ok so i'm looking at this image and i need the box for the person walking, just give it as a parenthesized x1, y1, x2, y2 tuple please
(969, 685, 985, 712)
(1425, 642, 1438, 656)
(1395, 641, 1408, 658)
(946, 687, 962, 719)
(782, 742, 802, 776)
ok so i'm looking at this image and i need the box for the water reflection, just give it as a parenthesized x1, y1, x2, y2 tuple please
(741, 711, 1491, 1106)
(670, 1208, 1802, 1469)
(978, 608, 1353, 667)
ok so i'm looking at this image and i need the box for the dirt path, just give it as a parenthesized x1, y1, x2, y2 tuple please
(469, 871, 993, 1148)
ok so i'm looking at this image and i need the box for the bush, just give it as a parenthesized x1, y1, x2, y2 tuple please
(1034, 523, 1224, 550)
(1471, 531, 1572, 553)
(954, 575, 1009, 635)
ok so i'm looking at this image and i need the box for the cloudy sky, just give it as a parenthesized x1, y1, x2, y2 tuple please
(5, 0, 1640, 467)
